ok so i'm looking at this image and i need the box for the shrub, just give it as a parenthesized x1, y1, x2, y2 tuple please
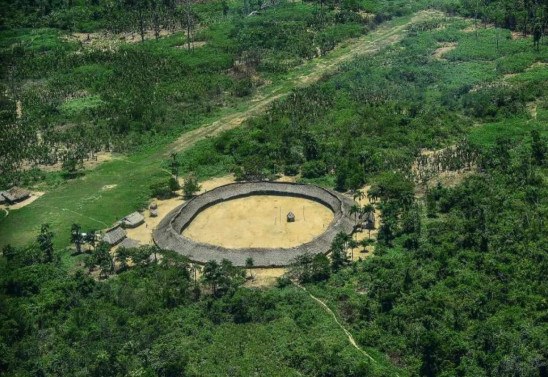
(168, 177, 180, 192)
(150, 180, 174, 200)
(284, 164, 299, 176)
(183, 174, 201, 199)
(233, 76, 253, 97)
(301, 160, 327, 178)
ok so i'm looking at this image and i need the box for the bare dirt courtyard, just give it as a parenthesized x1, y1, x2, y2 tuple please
(119, 175, 375, 286)
(182, 195, 334, 249)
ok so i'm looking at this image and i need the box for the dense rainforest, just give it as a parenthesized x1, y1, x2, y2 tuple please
(1, 135, 546, 376)
(1, 0, 547, 376)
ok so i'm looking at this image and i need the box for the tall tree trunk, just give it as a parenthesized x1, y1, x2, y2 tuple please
(474, 0, 479, 39)
(137, 6, 146, 42)
(140, 12, 145, 42)
(186, 0, 192, 51)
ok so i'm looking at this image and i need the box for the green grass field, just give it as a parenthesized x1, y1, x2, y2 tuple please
(1, 152, 166, 248)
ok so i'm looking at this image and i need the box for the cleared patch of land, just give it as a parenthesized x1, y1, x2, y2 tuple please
(0, 10, 445, 249)
(432, 42, 457, 60)
(23, 152, 116, 173)
(67, 28, 199, 50)
(412, 146, 476, 195)
(183, 195, 334, 249)
(122, 176, 241, 246)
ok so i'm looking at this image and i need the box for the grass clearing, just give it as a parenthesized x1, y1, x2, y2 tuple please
(468, 116, 546, 147)
(59, 94, 104, 116)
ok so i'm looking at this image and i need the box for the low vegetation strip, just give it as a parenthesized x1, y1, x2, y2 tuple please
(153, 182, 355, 266)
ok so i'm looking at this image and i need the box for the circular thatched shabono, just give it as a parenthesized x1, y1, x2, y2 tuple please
(153, 182, 355, 267)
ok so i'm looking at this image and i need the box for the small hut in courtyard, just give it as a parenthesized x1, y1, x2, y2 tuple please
(102, 225, 127, 246)
(150, 202, 158, 217)
(122, 211, 145, 228)
(287, 211, 295, 223)
(0, 187, 30, 205)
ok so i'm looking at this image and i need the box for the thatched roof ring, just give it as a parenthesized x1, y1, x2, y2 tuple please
(153, 182, 354, 267)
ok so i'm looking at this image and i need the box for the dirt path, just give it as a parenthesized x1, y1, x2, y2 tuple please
(168, 10, 442, 155)
(295, 282, 376, 362)
(59, 208, 109, 227)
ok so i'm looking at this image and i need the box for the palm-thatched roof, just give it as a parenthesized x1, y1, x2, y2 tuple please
(153, 181, 356, 267)
(103, 225, 126, 245)
(118, 237, 140, 249)
(122, 211, 145, 228)
(1, 187, 30, 204)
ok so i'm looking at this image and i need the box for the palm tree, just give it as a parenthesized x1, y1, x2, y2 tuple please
(361, 204, 375, 239)
(115, 247, 131, 272)
(37, 224, 54, 263)
(362, 203, 375, 214)
(348, 239, 358, 260)
(359, 238, 374, 253)
(170, 152, 179, 179)
(331, 232, 351, 271)
(367, 186, 380, 203)
(71, 223, 82, 254)
(190, 264, 201, 286)
(202, 260, 221, 295)
(93, 242, 113, 278)
(350, 204, 361, 225)
(353, 189, 365, 202)
(85, 230, 96, 251)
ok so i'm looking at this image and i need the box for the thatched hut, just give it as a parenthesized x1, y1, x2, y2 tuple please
(287, 211, 295, 222)
(118, 237, 140, 249)
(102, 225, 126, 246)
(1, 187, 30, 204)
(149, 202, 158, 217)
(122, 211, 145, 228)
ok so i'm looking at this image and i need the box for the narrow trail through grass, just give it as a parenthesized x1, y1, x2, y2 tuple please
(296, 282, 403, 375)
(295, 282, 376, 362)
(0, 10, 443, 249)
